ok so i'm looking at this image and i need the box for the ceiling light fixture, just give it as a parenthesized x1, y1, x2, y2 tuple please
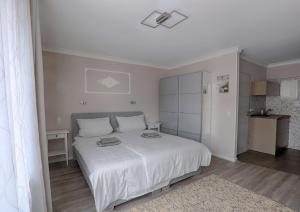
(156, 12, 171, 24)
(141, 10, 188, 29)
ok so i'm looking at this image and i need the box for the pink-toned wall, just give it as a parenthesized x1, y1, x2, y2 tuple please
(267, 63, 300, 79)
(240, 59, 267, 110)
(162, 52, 239, 161)
(44, 51, 240, 161)
(43, 51, 164, 131)
(238, 59, 266, 154)
(240, 59, 266, 80)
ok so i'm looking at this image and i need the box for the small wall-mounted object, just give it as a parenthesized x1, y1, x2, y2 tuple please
(217, 74, 229, 93)
(251, 80, 280, 96)
(130, 100, 136, 105)
(203, 85, 207, 94)
(80, 100, 87, 105)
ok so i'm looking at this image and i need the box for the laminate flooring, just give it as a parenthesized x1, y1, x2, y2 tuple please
(238, 149, 300, 176)
(49, 157, 300, 212)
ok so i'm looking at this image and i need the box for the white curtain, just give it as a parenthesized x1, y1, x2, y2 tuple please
(30, 0, 53, 211)
(0, 0, 50, 211)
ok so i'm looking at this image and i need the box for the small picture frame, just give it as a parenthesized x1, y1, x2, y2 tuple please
(217, 74, 229, 93)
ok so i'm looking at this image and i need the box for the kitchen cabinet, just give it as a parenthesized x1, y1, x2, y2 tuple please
(249, 115, 290, 155)
(251, 80, 280, 96)
(280, 80, 298, 99)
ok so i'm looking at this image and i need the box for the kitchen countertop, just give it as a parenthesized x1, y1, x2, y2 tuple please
(249, 115, 290, 119)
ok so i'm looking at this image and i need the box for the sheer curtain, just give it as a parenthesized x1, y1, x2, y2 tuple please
(30, 0, 53, 211)
(0, 0, 50, 211)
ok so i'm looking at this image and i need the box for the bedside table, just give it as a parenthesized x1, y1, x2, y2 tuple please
(147, 122, 161, 132)
(47, 130, 69, 166)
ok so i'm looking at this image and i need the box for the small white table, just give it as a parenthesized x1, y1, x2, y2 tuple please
(47, 130, 69, 166)
(147, 122, 161, 132)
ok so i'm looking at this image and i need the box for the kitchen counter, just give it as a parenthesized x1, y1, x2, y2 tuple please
(249, 115, 290, 155)
(250, 115, 290, 119)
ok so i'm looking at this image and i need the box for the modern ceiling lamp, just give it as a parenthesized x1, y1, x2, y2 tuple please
(141, 10, 188, 29)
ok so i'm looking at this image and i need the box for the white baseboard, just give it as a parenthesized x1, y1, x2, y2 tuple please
(213, 153, 237, 162)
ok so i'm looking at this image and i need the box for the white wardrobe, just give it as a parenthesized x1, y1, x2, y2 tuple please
(159, 72, 203, 142)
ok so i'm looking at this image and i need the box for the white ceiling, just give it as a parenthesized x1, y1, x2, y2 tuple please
(40, 0, 300, 69)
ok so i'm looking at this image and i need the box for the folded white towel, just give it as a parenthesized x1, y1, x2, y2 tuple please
(141, 130, 161, 138)
(97, 137, 121, 147)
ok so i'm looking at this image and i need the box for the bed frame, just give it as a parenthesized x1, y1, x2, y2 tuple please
(71, 111, 201, 211)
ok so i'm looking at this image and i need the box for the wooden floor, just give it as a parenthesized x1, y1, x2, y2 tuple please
(238, 149, 300, 176)
(49, 157, 300, 212)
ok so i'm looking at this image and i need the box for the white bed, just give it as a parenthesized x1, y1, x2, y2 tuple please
(73, 130, 211, 212)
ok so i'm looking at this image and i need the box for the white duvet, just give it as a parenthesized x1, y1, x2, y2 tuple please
(73, 131, 211, 212)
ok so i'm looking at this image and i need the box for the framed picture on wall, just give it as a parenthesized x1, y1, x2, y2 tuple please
(217, 74, 229, 93)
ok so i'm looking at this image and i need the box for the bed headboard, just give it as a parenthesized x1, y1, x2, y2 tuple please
(70, 111, 144, 142)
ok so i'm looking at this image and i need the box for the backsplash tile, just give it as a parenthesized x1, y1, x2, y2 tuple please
(266, 96, 300, 150)
(250, 96, 266, 111)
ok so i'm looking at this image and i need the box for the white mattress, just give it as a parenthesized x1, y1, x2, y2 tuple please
(73, 131, 211, 212)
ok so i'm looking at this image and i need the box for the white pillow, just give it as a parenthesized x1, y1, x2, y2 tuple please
(116, 115, 146, 132)
(77, 117, 113, 137)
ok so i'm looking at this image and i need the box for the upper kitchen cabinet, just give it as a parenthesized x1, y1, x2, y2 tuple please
(280, 80, 298, 99)
(251, 80, 280, 96)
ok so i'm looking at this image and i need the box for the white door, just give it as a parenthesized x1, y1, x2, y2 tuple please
(237, 73, 250, 154)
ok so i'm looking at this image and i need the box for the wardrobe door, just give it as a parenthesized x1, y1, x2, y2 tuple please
(159, 76, 178, 135)
(178, 72, 202, 141)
